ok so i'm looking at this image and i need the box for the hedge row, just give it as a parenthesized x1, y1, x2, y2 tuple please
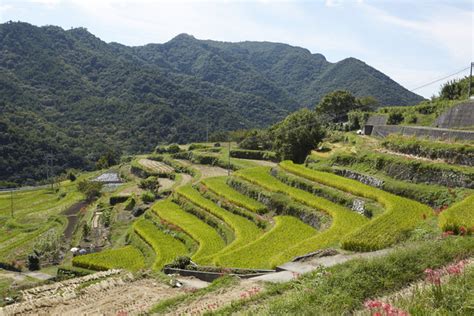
(133, 218, 188, 270)
(235, 167, 367, 258)
(382, 134, 474, 166)
(202, 177, 267, 214)
(71, 246, 145, 271)
(175, 185, 262, 257)
(439, 194, 474, 233)
(229, 149, 278, 162)
(280, 161, 432, 251)
(151, 200, 226, 264)
(216, 216, 318, 269)
(330, 151, 474, 188)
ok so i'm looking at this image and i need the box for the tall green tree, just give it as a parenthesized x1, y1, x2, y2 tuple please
(316, 90, 361, 123)
(272, 109, 325, 163)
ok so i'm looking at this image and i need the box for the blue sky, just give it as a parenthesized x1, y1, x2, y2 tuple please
(1, 0, 472, 98)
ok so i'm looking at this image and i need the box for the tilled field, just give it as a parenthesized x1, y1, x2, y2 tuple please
(0, 270, 181, 316)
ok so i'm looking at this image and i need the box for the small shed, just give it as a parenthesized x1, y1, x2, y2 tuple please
(364, 115, 388, 135)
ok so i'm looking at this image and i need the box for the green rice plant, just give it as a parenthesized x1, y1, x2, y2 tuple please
(438, 194, 474, 233)
(235, 167, 367, 257)
(151, 200, 226, 264)
(71, 246, 145, 271)
(202, 177, 266, 214)
(280, 161, 433, 251)
(133, 218, 188, 270)
(216, 216, 318, 269)
(175, 185, 262, 257)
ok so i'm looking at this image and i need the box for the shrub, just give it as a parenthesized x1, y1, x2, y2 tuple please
(77, 180, 103, 201)
(141, 191, 156, 203)
(139, 176, 160, 193)
(109, 195, 129, 205)
(229, 149, 278, 162)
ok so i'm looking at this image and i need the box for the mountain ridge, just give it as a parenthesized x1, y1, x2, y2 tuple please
(0, 21, 423, 184)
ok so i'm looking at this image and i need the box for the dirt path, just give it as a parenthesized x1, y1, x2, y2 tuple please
(243, 159, 278, 167)
(0, 270, 182, 316)
(377, 148, 446, 164)
(62, 201, 88, 240)
(177, 174, 193, 188)
(166, 279, 263, 315)
(175, 159, 229, 179)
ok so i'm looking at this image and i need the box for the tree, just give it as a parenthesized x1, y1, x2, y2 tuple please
(139, 176, 160, 193)
(77, 180, 103, 201)
(316, 90, 361, 123)
(272, 109, 325, 163)
(96, 150, 118, 170)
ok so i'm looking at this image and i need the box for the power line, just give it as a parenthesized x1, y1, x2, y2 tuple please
(410, 66, 470, 92)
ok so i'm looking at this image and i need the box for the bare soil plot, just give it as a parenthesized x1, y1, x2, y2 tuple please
(159, 178, 175, 191)
(166, 279, 263, 315)
(138, 159, 174, 174)
(0, 270, 182, 316)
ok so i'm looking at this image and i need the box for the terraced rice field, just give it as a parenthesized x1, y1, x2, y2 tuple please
(72, 246, 145, 271)
(439, 194, 474, 233)
(202, 177, 266, 214)
(235, 167, 368, 256)
(216, 216, 318, 268)
(279, 161, 433, 251)
(133, 218, 188, 270)
(176, 185, 263, 257)
(151, 200, 226, 264)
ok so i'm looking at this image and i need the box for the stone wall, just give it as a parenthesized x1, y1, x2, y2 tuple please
(370, 125, 474, 141)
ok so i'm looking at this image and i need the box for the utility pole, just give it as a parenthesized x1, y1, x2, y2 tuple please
(10, 189, 14, 218)
(45, 152, 55, 191)
(228, 140, 231, 176)
(206, 118, 209, 143)
(468, 62, 473, 99)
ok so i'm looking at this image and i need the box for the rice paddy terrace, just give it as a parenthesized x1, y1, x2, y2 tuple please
(1, 135, 473, 314)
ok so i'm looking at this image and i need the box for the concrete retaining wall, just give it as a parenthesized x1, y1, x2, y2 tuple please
(163, 267, 275, 282)
(370, 125, 474, 141)
(434, 101, 474, 129)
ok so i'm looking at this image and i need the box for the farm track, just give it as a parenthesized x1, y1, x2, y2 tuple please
(0, 270, 181, 316)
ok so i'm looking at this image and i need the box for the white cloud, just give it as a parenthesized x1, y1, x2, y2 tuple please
(360, 3, 473, 64)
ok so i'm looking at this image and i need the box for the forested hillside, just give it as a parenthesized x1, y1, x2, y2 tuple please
(0, 22, 423, 184)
